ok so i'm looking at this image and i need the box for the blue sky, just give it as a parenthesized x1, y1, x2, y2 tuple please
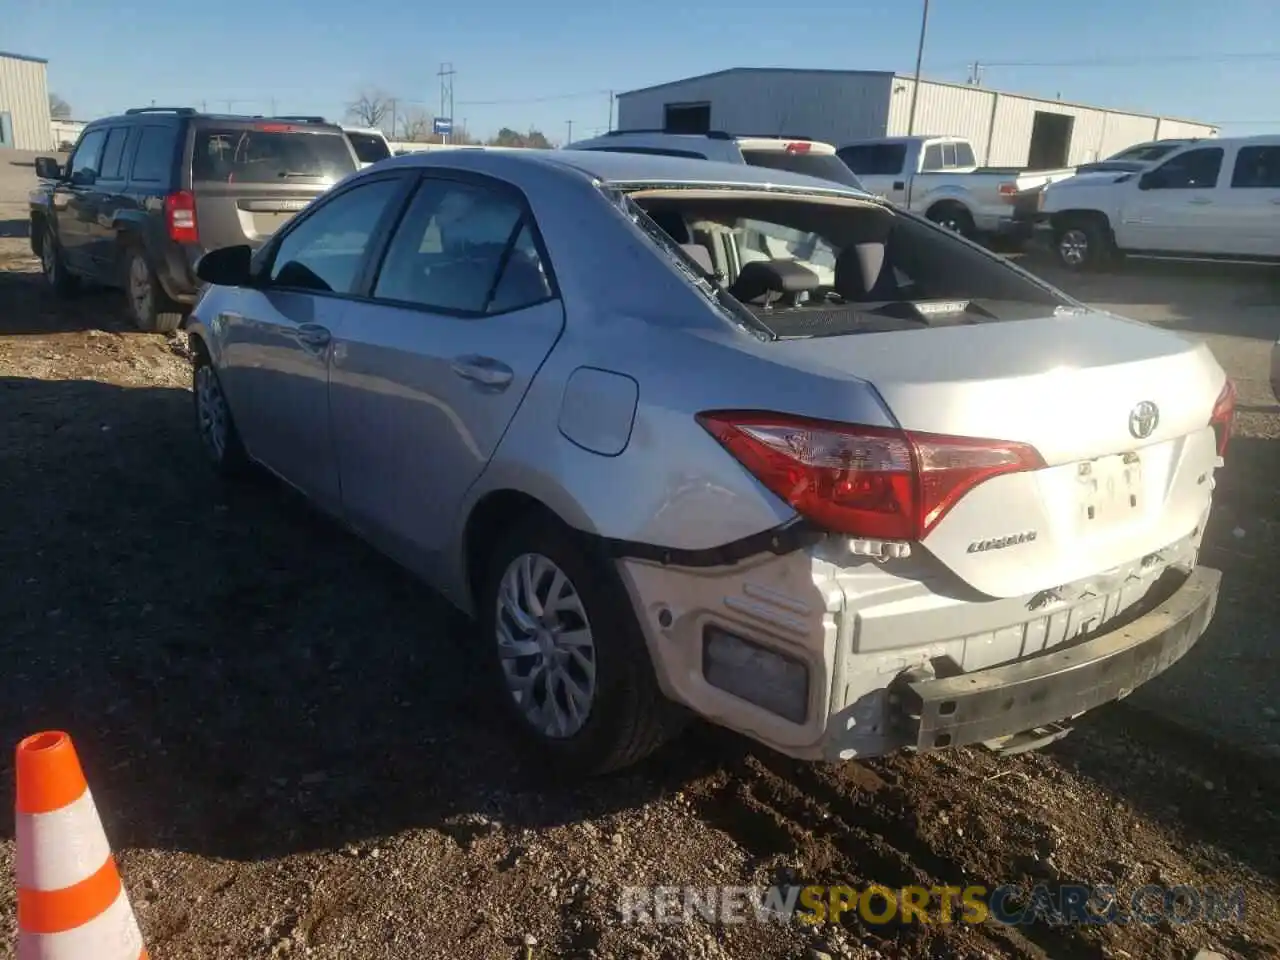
(5, 0, 1278, 142)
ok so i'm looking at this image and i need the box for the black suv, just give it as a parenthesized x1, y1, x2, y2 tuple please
(29, 107, 361, 332)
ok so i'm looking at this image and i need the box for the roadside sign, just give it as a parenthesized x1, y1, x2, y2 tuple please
(433, 117, 453, 135)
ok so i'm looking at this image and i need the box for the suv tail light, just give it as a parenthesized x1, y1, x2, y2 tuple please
(1210, 378, 1236, 457)
(164, 191, 199, 244)
(697, 412, 1045, 541)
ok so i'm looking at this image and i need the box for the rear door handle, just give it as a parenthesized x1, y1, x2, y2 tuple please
(893, 181, 905, 191)
(295, 323, 331, 348)
(1188, 196, 1212, 205)
(451, 355, 513, 389)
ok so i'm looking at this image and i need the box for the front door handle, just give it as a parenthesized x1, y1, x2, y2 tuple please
(1188, 196, 1212, 205)
(893, 180, 905, 191)
(295, 323, 331, 348)
(451, 355, 513, 389)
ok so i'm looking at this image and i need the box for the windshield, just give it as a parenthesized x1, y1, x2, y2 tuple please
(192, 126, 357, 184)
(740, 149, 865, 190)
(630, 192, 1069, 339)
(346, 132, 391, 164)
(1108, 142, 1181, 162)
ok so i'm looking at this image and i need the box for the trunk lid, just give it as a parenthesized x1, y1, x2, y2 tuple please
(768, 311, 1225, 598)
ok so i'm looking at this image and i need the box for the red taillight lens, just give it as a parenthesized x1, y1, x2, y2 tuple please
(784, 141, 812, 154)
(696, 412, 1045, 541)
(164, 191, 199, 244)
(997, 182, 1018, 202)
(1210, 378, 1236, 457)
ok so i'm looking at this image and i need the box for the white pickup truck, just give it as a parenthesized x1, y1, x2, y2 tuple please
(1036, 134, 1280, 270)
(836, 135, 1076, 243)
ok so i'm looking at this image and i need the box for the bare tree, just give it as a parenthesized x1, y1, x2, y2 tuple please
(400, 107, 435, 142)
(49, 93, 72, 119)
(345, 88, 393, 129)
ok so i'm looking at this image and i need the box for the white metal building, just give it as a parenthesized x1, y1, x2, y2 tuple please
(616, 68, 1218, 169)
(0, 50, 52, 151)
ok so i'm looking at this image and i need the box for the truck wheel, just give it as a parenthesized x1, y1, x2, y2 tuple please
(124, 246, 185, 334)
(39, 225, 79, 297)
(1053, 218, 1111, 272)
(478, 514, 686, 778)
(927, 204, 975, 240)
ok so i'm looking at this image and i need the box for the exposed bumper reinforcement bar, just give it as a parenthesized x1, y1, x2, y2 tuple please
(895, 566, 1221, 752)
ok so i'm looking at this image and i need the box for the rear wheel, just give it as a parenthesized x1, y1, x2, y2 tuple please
(124, 246, 185, 333)
(927, 203, 976, 240)
(39, 224, 78, 297)
(478, 514, 685, 777)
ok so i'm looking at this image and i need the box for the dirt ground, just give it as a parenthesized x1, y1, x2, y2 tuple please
(1, 207, 1279, 959)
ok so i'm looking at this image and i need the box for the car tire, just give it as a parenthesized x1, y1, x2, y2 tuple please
(479, 514, 686, 778)
(40, 224, 79, 297)
(1053, 217, 1112, 272)
(927, 203, 976, 240)
(124, 246, 185, 334)
(192, 345, 249, 476)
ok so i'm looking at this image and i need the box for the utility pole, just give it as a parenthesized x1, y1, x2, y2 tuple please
(566, 119, 573, 144)
(966, 61, 984, 86)
(438, 62, 455, 144)
(607, 91, 614, 132)
(906, 0, 931, 136)
(389, 98, 397, 138)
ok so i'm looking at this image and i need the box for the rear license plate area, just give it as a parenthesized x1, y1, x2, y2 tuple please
(1076, 453, 1143, 530)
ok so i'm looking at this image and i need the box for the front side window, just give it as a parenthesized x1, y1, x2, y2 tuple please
(373, 178, 552, 315)
(68, 129, 107, 179)
(347, 132, 391, 164)
(268, 178, 402, 294)
(1147, 148, 1223, 189)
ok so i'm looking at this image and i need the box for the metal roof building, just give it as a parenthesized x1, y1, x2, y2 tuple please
(0, 50, 52, 151)
(615, 68, 1218, 169)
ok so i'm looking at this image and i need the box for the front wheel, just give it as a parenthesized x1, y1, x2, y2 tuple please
(192, 349, 249, 476)
(479, 515, 685, 777)
(39, 225, 79, 297)
(1053, 219, 1112, 271)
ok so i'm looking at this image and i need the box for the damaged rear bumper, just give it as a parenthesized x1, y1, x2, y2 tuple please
(891, 565, 1221, 752)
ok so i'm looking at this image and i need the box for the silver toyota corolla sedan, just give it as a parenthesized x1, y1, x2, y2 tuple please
(186, 148, 1234, 777)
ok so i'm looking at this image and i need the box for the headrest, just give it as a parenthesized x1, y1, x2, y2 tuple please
(679, 243, 714, 275)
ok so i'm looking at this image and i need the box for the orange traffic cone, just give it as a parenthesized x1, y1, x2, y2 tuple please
(14, 731, 147, 960)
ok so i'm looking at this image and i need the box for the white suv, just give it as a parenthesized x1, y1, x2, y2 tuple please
(1037, 134, 1280, 270)
(564, 130, 865, 190)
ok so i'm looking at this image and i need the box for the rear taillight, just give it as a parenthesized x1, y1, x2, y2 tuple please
(164, 191, 199, 244)
(1210, 378, 1236, 457)
(697, 412, 1045, 541)
(997, 182, 1018, 203)
(784, 141, 812, 154)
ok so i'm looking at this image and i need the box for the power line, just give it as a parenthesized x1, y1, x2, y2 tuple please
(936, 51, 1280, 69)
(456, 88, 611, 107)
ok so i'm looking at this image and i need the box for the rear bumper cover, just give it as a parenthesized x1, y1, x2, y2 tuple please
(893, 565, 1220, 751)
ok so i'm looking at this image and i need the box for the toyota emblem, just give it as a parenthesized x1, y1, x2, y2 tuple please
(1129, 401, 1159, 439)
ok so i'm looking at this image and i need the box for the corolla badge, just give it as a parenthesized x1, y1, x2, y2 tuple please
(967, 531, 1037, 553)
(1129, 401, 1159, 440)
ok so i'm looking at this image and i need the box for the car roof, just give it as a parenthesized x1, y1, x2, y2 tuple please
(376, 147, 874, 197)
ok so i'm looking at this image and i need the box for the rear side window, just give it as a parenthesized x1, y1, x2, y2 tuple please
(347, 132, 391, 164)
(130, 126, 177, 183)
(99, 128, 131, 180)
(922, 143, 945, 171)
(1230, 146, 1280, 188)
(741, 149, 865, 189)
(837, 144, 907, 176)
(192, 126, 357, 184)
(954, 142, 976, 167)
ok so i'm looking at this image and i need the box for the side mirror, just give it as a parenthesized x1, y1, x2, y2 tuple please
(195, 245, 253, 287)
(34, 157, 63, 180)
(69, 168, 96, 187)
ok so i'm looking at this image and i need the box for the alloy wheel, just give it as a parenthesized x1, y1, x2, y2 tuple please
(194, 365, 229, 461)
(495, 552, 598, 739)
(1059, 228, 1090, 267)
(129, 254, 152, 323)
